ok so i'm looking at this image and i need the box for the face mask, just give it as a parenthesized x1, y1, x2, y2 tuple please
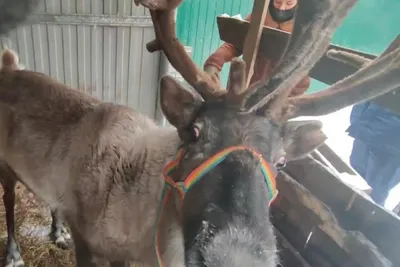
(269, 3, 297, 23)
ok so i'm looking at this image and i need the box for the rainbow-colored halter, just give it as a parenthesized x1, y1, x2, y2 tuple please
(154, 146, 279, 267)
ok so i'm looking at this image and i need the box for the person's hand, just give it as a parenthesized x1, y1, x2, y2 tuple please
(204, 65, 221, 84)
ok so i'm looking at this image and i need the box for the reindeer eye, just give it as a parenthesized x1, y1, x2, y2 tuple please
(189, 123, 201, 141)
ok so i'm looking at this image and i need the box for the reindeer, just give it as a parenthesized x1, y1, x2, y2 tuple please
(0, 163, 72, 267)
(0, 1, 72, 267)
(0, 0, 399, 267)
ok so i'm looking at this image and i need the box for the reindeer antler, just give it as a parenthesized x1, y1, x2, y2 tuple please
(243, 0, 359, 115)
(143, 7, 226, 100)
(241, 0, 400, 121)
(288, 35, 400, 118)
(140, 0, 400, 122)
(137, 0, 254, 103)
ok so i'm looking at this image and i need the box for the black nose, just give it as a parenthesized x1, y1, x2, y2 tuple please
(275, 161, 286, 170)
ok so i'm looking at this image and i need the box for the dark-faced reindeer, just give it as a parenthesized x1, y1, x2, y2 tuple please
(0, 0, 399, 267)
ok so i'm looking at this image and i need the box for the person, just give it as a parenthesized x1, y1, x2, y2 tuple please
(346, 90, 400, 207)
(203, 0, 310, 96)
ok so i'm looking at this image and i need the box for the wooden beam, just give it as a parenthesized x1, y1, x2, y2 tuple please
(241, 0, 270, 87)
(274, 172, 393, 267)
(275, 228, 313, 267)
(284, 156, 400, 266)
(315, 143, 357, 175)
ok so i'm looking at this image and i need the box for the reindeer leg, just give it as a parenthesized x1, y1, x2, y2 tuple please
(50, 208, 73, 249)
(2, 179, 24, 267)
(71, 231, 96, 267)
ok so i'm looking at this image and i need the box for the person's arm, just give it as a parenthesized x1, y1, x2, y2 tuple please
(203, 13, 253, 71)
(203, 43, 241, 71)
(290, 76, 311, 96)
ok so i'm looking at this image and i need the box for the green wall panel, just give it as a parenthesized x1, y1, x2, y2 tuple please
(177, 0, 400, 93)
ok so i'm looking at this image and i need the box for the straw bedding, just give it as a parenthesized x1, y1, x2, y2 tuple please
(0, 183, 146, 267)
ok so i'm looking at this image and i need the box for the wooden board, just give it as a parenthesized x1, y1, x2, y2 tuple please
(241, 0, 270, 87)
(275, 227, 313, 267)
(284, 156, 400, 266)
(272, 171, 392, 267)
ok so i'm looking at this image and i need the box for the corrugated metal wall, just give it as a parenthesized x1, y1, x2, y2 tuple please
(0, 0, 160, 119)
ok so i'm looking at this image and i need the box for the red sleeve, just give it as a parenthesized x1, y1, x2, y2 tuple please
(290, 76, 311, 96)
(203, 43, 240, 71)
(203, 13, 253, 71)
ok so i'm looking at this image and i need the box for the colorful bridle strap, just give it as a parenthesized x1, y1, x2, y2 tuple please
(154, 146, 279, 267)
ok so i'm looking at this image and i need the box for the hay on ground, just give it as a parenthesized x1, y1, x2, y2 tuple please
(0, 183, 149, 267)
(0, 183, 75, 267)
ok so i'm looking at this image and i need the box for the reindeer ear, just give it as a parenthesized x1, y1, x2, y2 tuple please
(281, 120, 327, 161)
(160, 75, 203, 130)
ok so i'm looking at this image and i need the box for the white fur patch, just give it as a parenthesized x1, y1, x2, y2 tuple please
(5, 258, 25, 267)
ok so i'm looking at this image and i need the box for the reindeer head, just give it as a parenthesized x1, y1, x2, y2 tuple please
(141, 0, 400, 266)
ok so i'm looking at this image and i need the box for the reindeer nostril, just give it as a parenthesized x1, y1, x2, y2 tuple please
(275, 157, 286, 169)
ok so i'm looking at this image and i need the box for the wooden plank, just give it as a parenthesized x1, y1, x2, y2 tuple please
(311, 145, 372, 196)
(274, 172, 392, 267)
(284, 156, 400, 266)
(216, 17, 376, 85)
(272, 205, 337, 267)
(241, 0, 270, 87)
(275, 228, 313, 267)
(315, 143, 356, 175)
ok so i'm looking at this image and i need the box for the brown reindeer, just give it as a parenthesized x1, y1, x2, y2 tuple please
(0, 163, 72, 267)
(0, 0, 399, 267)
(0, 1, 72, 267)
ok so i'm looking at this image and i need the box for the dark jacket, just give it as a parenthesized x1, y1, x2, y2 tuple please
(346, 101, 400, 156)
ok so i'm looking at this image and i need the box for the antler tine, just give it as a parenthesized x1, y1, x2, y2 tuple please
(326, 34, 400, 69)
(243, 0, 359, 116)
(146, 9, 226, 100)
(327, 49, 371, 69)
(289, 36, 400, 118)
(225, 58, 248, 106)
(319, 36, 399, 94)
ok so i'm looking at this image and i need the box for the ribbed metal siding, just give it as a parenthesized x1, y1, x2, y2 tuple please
(0, 0, 160, 119)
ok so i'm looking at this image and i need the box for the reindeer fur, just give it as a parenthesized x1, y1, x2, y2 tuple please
(0, 48, 326, 267)
(0, 49, 185, 266)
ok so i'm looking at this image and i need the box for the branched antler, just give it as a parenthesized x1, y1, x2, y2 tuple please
(138, 0, 400, 124)
(136, 0, 254, 104)
(148, 9, 227, 100)
(243, 0, 359, 116)
(327, 50, 371, 69)
(288, 35, 400, 118)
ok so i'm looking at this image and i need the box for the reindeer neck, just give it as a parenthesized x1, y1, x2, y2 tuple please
(188, 158, 278, 267)
(118, 125, 181, 197)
